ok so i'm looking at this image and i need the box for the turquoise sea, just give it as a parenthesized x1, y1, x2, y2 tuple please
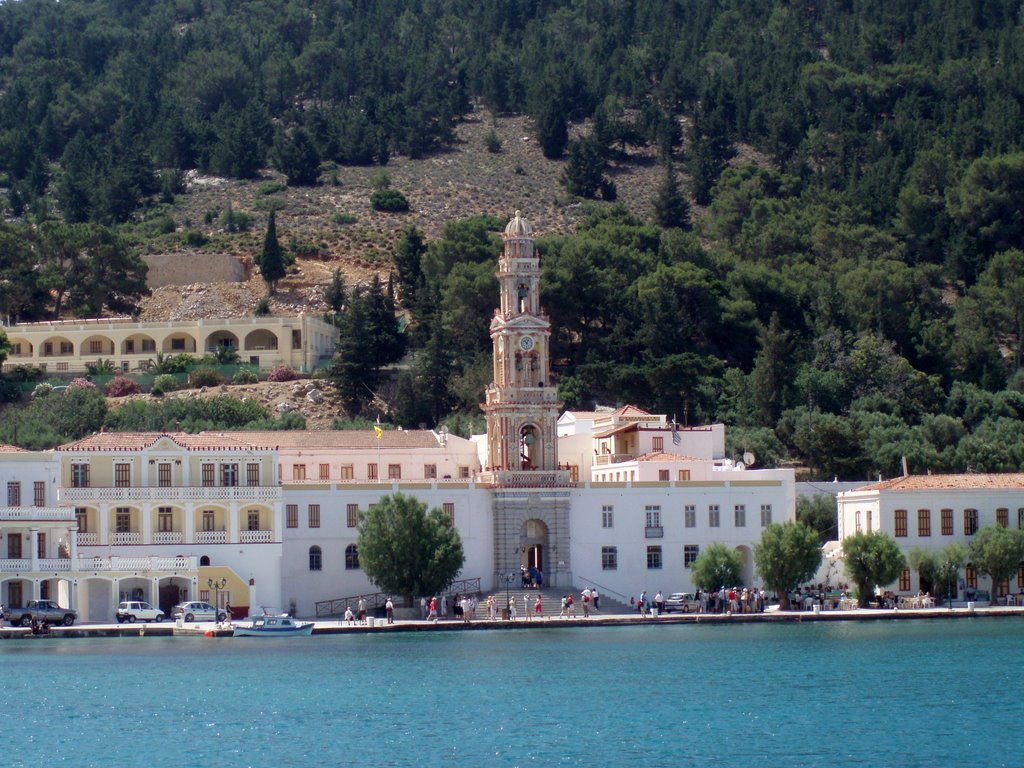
(2, 618, 1021, 768)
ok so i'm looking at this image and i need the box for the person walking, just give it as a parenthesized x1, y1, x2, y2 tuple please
(428, 596, 438, 622)
(357, 597, 367, 624)
(591, 587, 600, 611)
(508, 598, 517, 622)
(534, 593, 543, 619)
(385, 597, 394, 624)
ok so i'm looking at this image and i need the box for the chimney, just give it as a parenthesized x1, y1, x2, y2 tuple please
(175, 421, 181, 432)
(901, 456, 909, 477)
(100, 425, 108, 433)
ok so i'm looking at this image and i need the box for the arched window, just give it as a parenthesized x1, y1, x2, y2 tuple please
(345, 544, 359, 570)
(199, 555, 211, 566)
(309, 546, 322, 572)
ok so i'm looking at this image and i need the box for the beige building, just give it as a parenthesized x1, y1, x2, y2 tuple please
(53, 430, 284, 620)
(1, 313, 338, 374)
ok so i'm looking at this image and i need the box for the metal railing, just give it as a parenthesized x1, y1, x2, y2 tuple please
(315, 577, 482, 618)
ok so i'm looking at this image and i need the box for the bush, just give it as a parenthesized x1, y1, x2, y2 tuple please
(189, 367, 223, 387)
(484, 130, 502, 153)
(150, 374, 179, 395)
(267, 364, 297, 382)
(0, 379, 21, 404)
(68, 378, 97, 390)
(255, 297, 271, 316)
(332, 212, 357, 225)
(147, 215, 177, 235)
(221, 205, 253, 233)
(370, 188, 410, 212)
(257, 181, 287, 195)
(32, 382, 54, 399)
(231, 367, 259, 384)
(105, 376, 140, 397)
(8, 365, 44, 382)
(182, 230, 209, 247)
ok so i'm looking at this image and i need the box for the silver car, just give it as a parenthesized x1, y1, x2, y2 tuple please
(663, 592, 700, 613)
(172, 601, 226, 622)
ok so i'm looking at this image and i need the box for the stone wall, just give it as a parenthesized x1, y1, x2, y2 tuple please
(143, 253, 247, 287)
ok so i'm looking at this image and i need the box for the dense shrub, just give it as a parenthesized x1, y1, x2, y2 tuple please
(370, 188, 410, 212)
(257, 181, 287, 195)
(231, 367, 259, 384)
(8, 365, 44, 382)
(254, 297, 271, 316)
(32, 382, 54, 398)
(267, 364, 297, 382)
(105, 376, 140, 397)
(189, 367, 223, 387)
(150, 374, 179, 395)
(68, 378, 96, 390)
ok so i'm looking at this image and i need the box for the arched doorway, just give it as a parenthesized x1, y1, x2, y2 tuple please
(520, 518, 549, 582)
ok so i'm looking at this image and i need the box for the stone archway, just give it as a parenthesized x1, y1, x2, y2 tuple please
(520, 518, 549, 582)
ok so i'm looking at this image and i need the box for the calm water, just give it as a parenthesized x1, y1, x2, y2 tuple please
(2, 618, 1021, 768)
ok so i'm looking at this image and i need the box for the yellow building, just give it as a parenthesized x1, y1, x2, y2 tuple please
(54, 431, 283, 621)
(2, 313, 338, 374)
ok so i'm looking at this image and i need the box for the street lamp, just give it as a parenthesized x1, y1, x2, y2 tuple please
(498, 572, 515, 620)
(208, 577, 227, 624)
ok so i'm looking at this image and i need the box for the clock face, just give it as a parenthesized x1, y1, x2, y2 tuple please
(519, 335, 535, 352)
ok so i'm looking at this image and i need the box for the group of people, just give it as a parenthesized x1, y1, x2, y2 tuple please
(520, 566, 544, 589)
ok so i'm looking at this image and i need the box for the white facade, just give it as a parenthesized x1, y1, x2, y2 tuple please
(837, 474, 1024, 598)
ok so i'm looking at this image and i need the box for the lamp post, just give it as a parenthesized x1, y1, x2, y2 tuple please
(499, 572, 515, 620)
(208, 577, 227, 624)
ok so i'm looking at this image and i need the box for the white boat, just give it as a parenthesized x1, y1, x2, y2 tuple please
(233, 615, 314, 637)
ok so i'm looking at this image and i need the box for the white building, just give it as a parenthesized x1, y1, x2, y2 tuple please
(837, 474, 1024, 599)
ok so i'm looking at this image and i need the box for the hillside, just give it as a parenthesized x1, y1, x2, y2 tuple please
(138, 110, 666, 320)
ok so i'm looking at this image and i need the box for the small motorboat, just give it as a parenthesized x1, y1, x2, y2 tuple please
(233, 615, 314, 637)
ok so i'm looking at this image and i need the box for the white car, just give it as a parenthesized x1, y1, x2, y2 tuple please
(172, 601, 226, 622)
(116, 601, 165, 623)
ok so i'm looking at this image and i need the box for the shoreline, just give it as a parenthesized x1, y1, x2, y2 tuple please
(3, 604, 1022, 639)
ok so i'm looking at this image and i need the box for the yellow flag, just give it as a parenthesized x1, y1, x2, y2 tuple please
(374, 425, 383, 439)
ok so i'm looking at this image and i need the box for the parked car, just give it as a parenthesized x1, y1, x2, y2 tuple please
(172, 601, 226, 622)
(116, 601, 165, 623)
(663, 592, 699, 613)
(6, 599, 77, 627)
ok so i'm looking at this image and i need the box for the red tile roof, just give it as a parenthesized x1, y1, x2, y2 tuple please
(636, 452, 701, 462)
(856, 473, 1024, 491)
(56, 430, 444, 452)
(0, 444, 26, 452)
(55, 432, 278, 452)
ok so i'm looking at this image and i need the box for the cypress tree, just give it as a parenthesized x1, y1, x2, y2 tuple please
(258, 210, 286, 292)
(653, 165, 691, 230)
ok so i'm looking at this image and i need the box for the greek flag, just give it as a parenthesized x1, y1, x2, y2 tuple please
(672, 415, 681, 446)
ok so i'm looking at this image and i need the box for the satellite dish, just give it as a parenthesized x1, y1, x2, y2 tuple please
(743, 451, 755, 466)
(735, 461, 746, 470)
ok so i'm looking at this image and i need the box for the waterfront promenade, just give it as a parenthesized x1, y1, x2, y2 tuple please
(3, 602, 1022, 639)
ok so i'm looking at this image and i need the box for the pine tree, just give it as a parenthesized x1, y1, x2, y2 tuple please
(653, 165, 691, 230)
(561, 135, 606, 198)
(393, 226, 426, 311)
(258, 210, 286, 292)
(324, 268, 347, 313)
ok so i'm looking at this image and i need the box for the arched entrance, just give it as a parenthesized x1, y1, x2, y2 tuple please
(520, 518, 549, 581)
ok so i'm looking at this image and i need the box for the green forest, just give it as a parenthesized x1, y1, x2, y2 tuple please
(2, 0, 1024, 479)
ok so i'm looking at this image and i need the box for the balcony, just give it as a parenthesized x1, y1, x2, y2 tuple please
(644, 526, 664, 539)
(60, 486, 283, 503)
(0, 506, 77, 522)
(240, 529, 273, 543)
(0, 558, 72, 572)
(77, 532, 99, 545)
(483, 386, 560, 407)
(153, 531, 183, 545)
(110, 532, 142, 545)
(78, 555, 196, 572)
(478, 469, 574, 488)
(195, 530, 227, 544)
(594, 454, 636, 466)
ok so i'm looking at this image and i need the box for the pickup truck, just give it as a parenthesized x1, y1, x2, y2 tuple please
(6, 600, 77, 627)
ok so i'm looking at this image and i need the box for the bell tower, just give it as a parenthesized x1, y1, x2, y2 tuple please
(482, 211, 564, 481)
(483, 211, 572, 590)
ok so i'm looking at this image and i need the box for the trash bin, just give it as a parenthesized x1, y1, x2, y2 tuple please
(175, 617, 183, 628)
(652, 607, 659, 617)
(366, 616, 375, 628)
(501, 608, 509, 621)
(967, 601, 975, 612)
(812, 604, 821, 614)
